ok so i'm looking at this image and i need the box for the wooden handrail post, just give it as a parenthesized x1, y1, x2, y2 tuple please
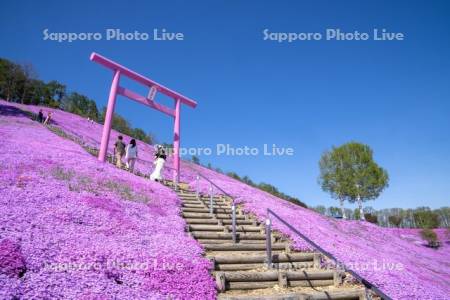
(265, 217, 272, 268)
(232, 204, 237, 243)
(196, 175, 200, 200)
(209, 183, 213, 215)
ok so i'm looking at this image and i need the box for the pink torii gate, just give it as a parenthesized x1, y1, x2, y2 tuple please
(90, 52, 197, 184)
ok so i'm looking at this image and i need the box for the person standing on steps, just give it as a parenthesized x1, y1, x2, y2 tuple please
(37, 109, 44, 123)
(43, 112, 52, 125)
(150, 145, 167, 182)
(125, 139, 138, 173)
(114, 136, 126, 168)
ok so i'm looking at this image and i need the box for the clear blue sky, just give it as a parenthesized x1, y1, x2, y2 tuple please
(1, 0, 449, 209)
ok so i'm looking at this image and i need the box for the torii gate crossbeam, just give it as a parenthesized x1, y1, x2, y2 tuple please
(90, 52, 197, 184)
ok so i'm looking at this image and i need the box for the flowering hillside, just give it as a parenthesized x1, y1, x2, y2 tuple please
(187, 167, 450, 300)
(1, 101, 174, 177)
(0, 103, 216, 299)
(2, 100, 449, 299)
(386, 228, 449, 251)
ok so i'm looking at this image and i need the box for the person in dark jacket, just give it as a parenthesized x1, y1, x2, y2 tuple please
(114, 136, 126, 168)
(37, 109, 44, 123)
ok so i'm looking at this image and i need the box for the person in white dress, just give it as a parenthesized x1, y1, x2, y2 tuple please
(125, 139, 138, 172)
(150, 145, 166, 182)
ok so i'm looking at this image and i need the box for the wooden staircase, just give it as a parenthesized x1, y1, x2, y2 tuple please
(172, 186, 371, 300)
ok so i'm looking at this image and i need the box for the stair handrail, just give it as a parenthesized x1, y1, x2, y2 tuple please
(185, 163, 233, 200)
(185, 162, 237, 243)
(266, 208, 392, 300)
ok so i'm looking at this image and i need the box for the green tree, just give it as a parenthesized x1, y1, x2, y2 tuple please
(314, 205, 326, 215)
(242, 176, 254, 186)
(328, 206, 341, 218)
(62, 93, 98, 120)
(434, 207, 450, 227)
(388, 215, 403, 228)
(17, 63, 37, 104)
(318, 145, 352, 218)
(99, 107, 134, 136)
(132, 128, 153, 144)
(26, 79, 46, 105)
(420, 228, 439, 248)
(319, 142, 389, 221)
(0, 59, 24, 101)
(344, 208, 354, 219)
(414, 210, 440, 229)
(191, 155, 200, 165)
(226, 172, 241, 181)
(38, 80, 66, 107)
(354, 208, 361, 220)
(111, 113, 132, 136)
(258, 183, 278, 194)
(364, 213, 378, 224)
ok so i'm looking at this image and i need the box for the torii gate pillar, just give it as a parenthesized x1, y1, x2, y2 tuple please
(98, 70, 120, 162)
(173, 98, 181, 183)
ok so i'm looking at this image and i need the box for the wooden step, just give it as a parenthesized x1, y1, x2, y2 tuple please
(192, 232, 266, 240)
(181, 199, 227, 204)
(305, 289, 365, 300)
(224, 280, 334, 290)
(226, 225, 262, 232)
(183, 203, 230, 209)
(184, 219, 256, 225)
(179, 194, 227, 199)
(182, 212, 246, 219)
(215, 261, 315, 271)
(220, 270, 335, 282)
(204, 243, 288, 252)
(182, 212, 214, 219)
(217, 288, 366, 300)
(190, 225, 225, 231)
(189, 225, 262, 232)
(177, 192, 222, 197)
(183, 201, 230, 207)
(181, 197, 228, 202)
(221, 219, 257, 226)
(213, 253, 315, 264)
(179, 195, 224, 200)
(182, 207, 233, 213)
(196, 204, 231, 209)
(197, 239, 267, 244)
(215, 213, 246, 220)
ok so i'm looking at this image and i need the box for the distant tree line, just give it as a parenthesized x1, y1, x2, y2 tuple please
(313, 205, 450, 228)
(311, 205, 449, 248)
(0, 57, 154, 144)
(191, 156, 308, 208)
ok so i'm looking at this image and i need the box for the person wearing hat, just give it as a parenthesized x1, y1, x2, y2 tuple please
(150, 145, 167, 182)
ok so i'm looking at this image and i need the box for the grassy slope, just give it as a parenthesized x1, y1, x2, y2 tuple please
(2, 100, 449, 299)
(189, 159, 450, 300)
(0, 103, 215, 299)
